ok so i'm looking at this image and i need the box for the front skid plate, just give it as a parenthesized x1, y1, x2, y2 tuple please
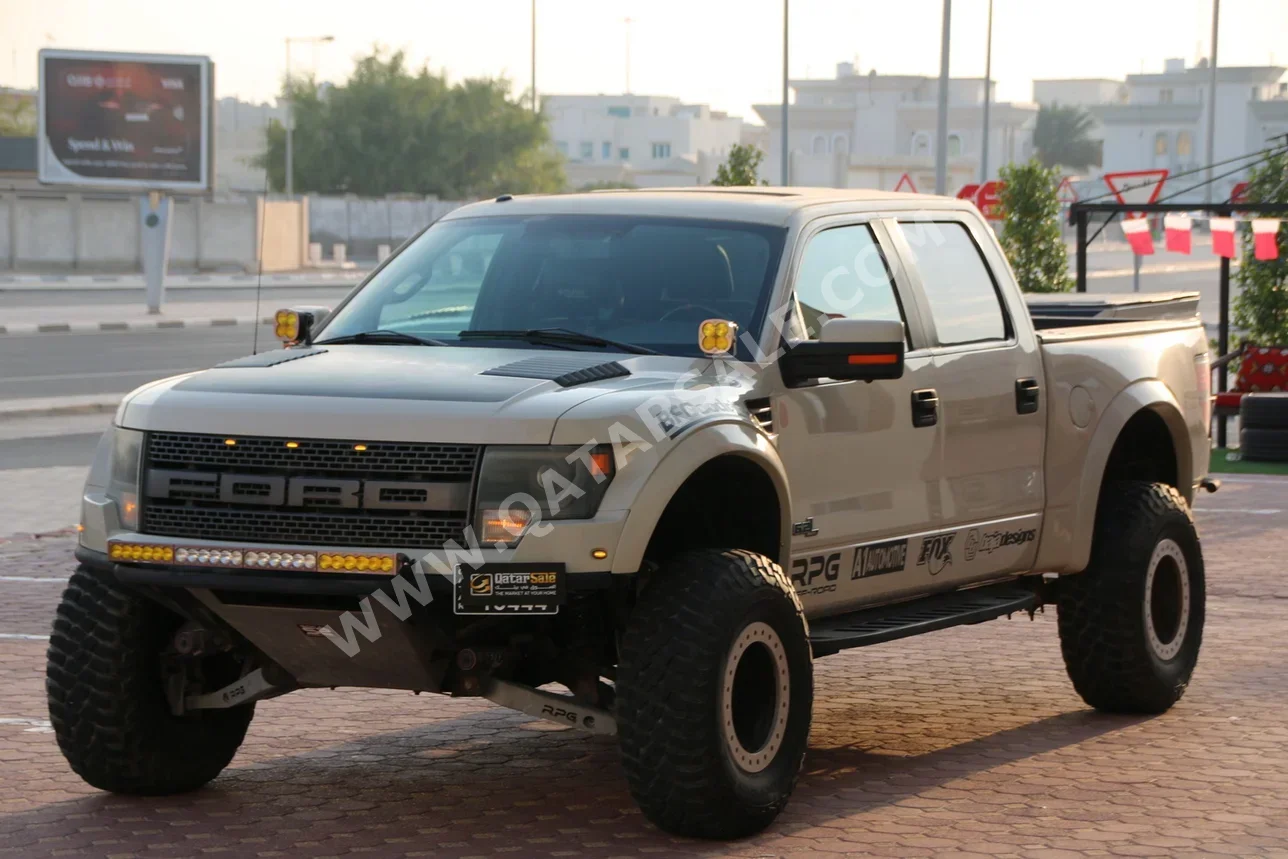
(483, 678, 617, 736)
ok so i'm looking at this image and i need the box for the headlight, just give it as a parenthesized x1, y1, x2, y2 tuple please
(106, 428, 143, 530)
(474, 445, 615, 545)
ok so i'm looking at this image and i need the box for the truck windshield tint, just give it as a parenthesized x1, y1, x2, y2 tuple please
(317, 215, 787, 358)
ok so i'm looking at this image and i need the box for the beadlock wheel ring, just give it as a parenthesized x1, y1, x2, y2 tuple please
(1144, 537, 1191, 662)
(720, 621, 791, 774)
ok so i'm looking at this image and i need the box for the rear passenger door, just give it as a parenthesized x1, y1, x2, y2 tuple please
(888, 217, 1045, 585)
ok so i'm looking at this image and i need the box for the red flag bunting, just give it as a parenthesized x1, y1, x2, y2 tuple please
(1122, 217, 1154, 255)
(1252, 219, 1280, 261)
(1164, 214, 1192, 254)
(1211, 217, 1236, 258)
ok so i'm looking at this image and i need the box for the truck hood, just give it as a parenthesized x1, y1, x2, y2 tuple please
(117, 345, 711, 445)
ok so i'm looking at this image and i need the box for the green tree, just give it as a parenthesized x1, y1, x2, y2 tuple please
(577, 180, 638, 192)
(0, 91, 36, 137)
(1233, 148, 1288, 345)
(711, 143, 767, 186)
(256, 48, 564, 197)
(998, 158, 1072, 293)
(1033, 104, 1101, 171)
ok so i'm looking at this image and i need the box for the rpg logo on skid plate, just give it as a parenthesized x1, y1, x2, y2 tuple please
(917, 534, 954, 575)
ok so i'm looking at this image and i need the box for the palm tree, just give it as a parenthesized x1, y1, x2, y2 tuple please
(1033, 104, 1101, 172)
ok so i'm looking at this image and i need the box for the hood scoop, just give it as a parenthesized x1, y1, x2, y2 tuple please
(215, 347, 328, 369)
(482, 354, 630, 388)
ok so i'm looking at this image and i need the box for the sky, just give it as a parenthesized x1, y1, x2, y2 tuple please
(4, 0, 1288, 122)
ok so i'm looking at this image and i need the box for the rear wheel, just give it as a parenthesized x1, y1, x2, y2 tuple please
(1057, 481, 1205, 714)
(47, 567, 255, 794)
(617, 549, 812, 839)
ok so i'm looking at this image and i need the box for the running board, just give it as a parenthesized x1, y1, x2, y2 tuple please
(809, 582, 1043, 657)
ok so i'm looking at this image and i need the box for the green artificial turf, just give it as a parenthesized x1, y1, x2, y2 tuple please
(1210, 448, 1288, 476)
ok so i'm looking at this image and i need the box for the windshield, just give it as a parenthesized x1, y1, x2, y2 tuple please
(318, 214, 786, 358)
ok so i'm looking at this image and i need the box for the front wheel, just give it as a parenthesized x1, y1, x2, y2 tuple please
(1057, 481, 1205, 714)
(616, 549, 813, 839)
(47, 567, 255, 794)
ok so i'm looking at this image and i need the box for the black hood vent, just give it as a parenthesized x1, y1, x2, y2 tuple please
(215, 347, 328, 369)
(482, 355, 630, 388)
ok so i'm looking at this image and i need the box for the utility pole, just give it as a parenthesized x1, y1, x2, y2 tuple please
(781, 0, 790, 186)
(531, 0, 537, 114)
(284, 35, 333, 197)
(624, 17, 633, 93)
(934, 0, 952, 194)
(979, 0, 993, 184)
(1204, 0, 1220, 202)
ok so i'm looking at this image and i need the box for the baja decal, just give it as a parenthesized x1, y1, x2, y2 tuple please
(916, 534, 955, 576)
(851, 538, 909, 579)
(646, 399, 744, 438)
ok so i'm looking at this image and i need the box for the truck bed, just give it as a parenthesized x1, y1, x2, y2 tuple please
(1025, 291, 1200, 331)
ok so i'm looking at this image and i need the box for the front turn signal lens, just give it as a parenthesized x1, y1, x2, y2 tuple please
(699, 319, 737, 355)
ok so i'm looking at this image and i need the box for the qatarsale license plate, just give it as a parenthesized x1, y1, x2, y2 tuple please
(454, 564, 566, 615)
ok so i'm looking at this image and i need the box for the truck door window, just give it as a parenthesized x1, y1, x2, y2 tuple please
(794, 224, 905, 340)
(898, 221, 1008, 345)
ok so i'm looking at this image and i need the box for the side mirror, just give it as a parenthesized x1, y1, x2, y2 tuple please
(274, 306, 332, 347)
(779, 318, 905, 387)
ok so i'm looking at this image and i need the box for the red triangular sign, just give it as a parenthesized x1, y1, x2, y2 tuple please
(1056, 176, 1078, 204)
(893, 173, 918, 194)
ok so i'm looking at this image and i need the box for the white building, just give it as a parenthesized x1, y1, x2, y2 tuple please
(215, 96, 286, 193)
(752, 62, 1038, 192)
(1036, 59, 1288, 201)
(542, 94, 744, 189)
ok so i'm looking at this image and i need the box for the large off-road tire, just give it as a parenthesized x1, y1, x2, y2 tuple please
(1057, 481, 1205, 714)
(47, 567, 255, 794)
(617, 549, 812, 839)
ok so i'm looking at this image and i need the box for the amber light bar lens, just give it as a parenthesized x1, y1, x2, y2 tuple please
(109, 541, 397, 575)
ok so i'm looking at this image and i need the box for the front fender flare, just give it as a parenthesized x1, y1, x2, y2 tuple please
(608, 421, 792, 574)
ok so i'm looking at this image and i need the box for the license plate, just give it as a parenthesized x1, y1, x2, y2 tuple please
(453, 564, 566, 616)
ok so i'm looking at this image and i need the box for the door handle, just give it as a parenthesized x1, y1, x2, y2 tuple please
(1016, 378, 1040, 415)
(911, 388, 939, 428)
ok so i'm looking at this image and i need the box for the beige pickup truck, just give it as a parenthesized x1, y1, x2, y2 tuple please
(54, 188, 1212, 839)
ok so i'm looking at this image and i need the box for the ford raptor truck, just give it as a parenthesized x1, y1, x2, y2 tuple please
(52, 188, 1215, 839)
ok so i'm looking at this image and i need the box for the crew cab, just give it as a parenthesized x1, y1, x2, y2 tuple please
(53, 188, 1212, 839)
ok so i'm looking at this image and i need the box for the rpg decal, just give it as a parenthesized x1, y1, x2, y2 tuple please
(916, 534, 955, 576)
(791, 551, 842, 596)
(851, 539, 909, 579)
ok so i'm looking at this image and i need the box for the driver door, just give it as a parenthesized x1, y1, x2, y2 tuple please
(771, 218, 943, 617)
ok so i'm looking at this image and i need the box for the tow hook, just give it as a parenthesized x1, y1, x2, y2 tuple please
(1200, 476, 1221, 493)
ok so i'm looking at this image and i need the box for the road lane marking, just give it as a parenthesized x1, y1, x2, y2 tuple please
(1194, 507, 1283, 515)
(1, 367, 197, 383)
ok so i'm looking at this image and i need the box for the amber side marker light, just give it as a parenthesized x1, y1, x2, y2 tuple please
(847, 353, 899, 365)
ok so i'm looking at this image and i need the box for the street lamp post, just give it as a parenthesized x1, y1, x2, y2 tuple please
(1204, 0, 1220, 203)
(934, 0, 951, 194)
(979, 0, 993, 184)
(284, 35, 334, 197)
(781, 0, 789, 186)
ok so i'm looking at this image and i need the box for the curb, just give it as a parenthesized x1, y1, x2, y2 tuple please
(0, 395, 122, 421)
(0, 315, 275, 336)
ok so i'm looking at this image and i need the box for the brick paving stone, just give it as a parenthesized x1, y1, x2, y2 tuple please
(0, 477, 1284, 856)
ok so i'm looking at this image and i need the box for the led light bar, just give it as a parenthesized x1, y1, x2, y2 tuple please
(108, 541, 398, 575)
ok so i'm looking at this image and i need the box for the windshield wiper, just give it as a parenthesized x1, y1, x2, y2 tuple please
(315, 329, 449, 347)
(457, 328, 659, 355)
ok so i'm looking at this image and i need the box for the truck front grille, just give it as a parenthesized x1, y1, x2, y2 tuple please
(140, 432, 478, 550)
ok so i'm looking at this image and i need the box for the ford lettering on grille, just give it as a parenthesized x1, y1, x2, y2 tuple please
(146, 469, 467, 511)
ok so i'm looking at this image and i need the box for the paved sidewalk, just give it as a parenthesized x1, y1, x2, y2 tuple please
(0, 296, 344, 336)
(0, 477, 1285, 856)
(0, 270, 366, 291)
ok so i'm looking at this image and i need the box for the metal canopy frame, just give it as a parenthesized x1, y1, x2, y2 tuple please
(1068, 200, 1288, 448)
